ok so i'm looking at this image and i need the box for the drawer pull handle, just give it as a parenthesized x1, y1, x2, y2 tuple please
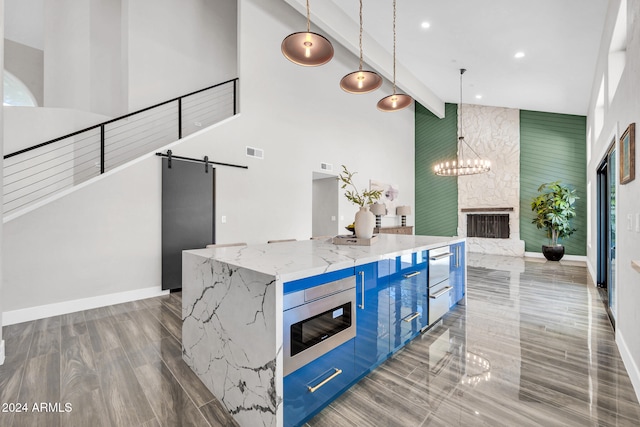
(359, 271, 365, 309)
(403, 312, 420, 322)
(430, 252, 453, 261)
(430, 286, 452, 299)
(403, 271, 421, 278)
(307, 368, 342, 393)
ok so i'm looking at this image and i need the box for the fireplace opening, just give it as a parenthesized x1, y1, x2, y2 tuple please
(467, 214, 510, 239)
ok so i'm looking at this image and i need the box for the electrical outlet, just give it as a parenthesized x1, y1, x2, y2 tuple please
(627, 214, 633, 230)
(331, 216, 336, 221)
(221, 216, 227, 224)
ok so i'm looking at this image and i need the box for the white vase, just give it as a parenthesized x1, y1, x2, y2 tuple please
(354, 206, 375, 239)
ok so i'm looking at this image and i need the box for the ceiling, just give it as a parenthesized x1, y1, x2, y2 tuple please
(285, 0, 610, 117)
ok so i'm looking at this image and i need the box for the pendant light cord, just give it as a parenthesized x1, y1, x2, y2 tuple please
(458, 69, 483, 160)
(392, 0, 397, 94)
(458, 69, 464, 157)
(306, 0, 310, 32)
(359, 0, 364, 71)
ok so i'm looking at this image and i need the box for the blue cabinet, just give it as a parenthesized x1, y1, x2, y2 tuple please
(450, 242, 466, 307)
(389, 252, 428, 351)
(354, 260, 391, 377)
(283, 339, 356, 427)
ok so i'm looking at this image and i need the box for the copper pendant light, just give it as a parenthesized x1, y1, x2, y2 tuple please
(434, 69, 491, 176)
(377, 0, 412, 112)
(281, 0, 334, 67)
(340, 0, 382, 94)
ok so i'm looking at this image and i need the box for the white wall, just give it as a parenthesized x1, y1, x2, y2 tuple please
(43, 0, 92, 112)
(1, 0, 5, 364)
(4, 0, 44, 50)
(1, 0, 414, 318)
(124, 0, 238, 111)
(587, 0, 640, 401)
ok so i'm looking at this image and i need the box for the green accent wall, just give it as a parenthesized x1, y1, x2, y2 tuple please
(520, 110, 587, 255)
(415, 103, 458, 236)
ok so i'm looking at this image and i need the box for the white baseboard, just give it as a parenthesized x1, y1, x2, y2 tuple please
(617, 328, 640, 404)
(2, 286, 170, 326)
(524, 251, 588, 263)
(0, 340, 5, 365)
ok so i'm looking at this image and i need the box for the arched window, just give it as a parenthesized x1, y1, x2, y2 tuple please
(3, 70, 38, 107)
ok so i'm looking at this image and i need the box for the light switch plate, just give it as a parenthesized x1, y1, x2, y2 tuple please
(628, 214, 633, 230)
(221, 215, 227, 224)
(636, 213, 640, 232)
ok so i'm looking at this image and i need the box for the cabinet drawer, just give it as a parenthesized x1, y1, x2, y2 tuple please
(429, 246, 452, 285)
(389, 268, 427, 350)
(284, 339, 355, 427)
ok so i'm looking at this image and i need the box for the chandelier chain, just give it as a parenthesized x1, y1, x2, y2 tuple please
(306, 0, 310, 32)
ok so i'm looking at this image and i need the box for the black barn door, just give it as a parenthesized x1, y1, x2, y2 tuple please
(161, 158, 215, 290)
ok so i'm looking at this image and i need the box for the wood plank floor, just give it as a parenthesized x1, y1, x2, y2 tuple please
(0, 255, 639, 426)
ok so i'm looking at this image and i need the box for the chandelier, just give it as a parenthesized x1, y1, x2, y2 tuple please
(434, 69, 490, 176)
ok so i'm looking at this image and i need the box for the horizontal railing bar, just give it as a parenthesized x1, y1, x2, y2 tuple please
(4, 141, 99, 176)
(155, 152, 248, 170)
(182, 101, 232, 117)
(4, 150, 100, 186)
(106, 131, 179, 163)
(4, 162, 101, 199)
(4, 78, 238, 159)
(104, 114, 178, 143)
(4, 158, 101, 196)
(103, 102, 178, 131)
(4, 129, 102, 164)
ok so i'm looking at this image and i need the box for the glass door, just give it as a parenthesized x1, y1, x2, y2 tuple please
(596, 143, 616, 327)
(608, 148, 616, 321)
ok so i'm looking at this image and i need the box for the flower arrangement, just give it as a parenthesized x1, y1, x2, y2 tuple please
(337, 165, 382, 207)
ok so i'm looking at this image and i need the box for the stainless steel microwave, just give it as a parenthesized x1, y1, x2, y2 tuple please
(283, 275, 356, 376)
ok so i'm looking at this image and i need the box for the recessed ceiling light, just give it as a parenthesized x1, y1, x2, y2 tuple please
(475, 94, 482, 99)
(514, 51, 525, 59)
(421, 22, 430, 29)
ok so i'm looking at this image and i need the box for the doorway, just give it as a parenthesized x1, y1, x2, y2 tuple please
(312, 172, 339, 238)
(596, 142, 616, 327)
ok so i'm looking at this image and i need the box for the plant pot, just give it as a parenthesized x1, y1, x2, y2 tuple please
(542, 245, 565, 261)
(354, 206, 375, 239)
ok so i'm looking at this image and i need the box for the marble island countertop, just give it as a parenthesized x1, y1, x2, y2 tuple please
(182, 233, 466, 427)
(184, 234, 465, 283)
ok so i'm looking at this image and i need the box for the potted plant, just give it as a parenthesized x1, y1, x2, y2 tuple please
(530, 181, 578, 261)
(338, 165, 382, 239)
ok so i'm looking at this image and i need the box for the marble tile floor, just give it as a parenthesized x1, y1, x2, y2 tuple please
(308, 258, 640, 427)
(1, 256, 638, 426)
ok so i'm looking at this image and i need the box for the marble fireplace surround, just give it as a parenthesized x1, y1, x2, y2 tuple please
(457, 104, 525, 257)
(460, 207, 525, 256)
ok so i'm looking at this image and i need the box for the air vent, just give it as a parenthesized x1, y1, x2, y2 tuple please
(246, 146, 264, 159)
(321, 162, 333, 171)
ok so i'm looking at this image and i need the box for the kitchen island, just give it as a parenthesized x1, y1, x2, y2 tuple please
(182, 234, 466, 427)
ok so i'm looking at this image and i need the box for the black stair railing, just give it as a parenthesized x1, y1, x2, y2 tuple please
(3, 78, 238, 216)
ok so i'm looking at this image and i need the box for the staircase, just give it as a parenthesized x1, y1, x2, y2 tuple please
(3, 78, 239, 217)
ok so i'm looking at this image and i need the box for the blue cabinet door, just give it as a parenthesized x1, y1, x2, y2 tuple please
(283, 339, 356, 427)
(389, 252, 428, 351)
(450, 242, 466, 307)
(354, 260, 390, 377)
